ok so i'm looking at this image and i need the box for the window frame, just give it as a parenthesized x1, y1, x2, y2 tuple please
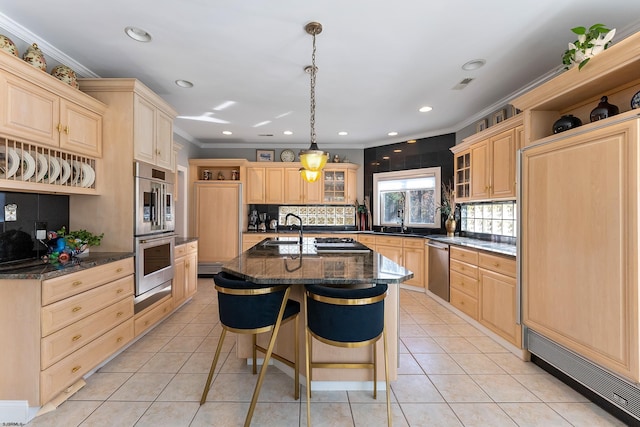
(372, 167, 442, 229)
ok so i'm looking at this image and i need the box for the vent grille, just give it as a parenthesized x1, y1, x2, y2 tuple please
(527, 329, 640, 421)
(452, 78, 474, 90)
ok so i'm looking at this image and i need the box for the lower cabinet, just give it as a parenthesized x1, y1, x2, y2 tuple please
(173, 240, 199, 307)
(0, 257, 135, 407)
(134, 296, 173, 337)
(374, 235, 425, 289)
(449, 245, 520, 347)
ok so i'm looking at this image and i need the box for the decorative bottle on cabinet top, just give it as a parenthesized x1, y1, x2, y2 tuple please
(22, 43, 46, 71)
(590, 96, 619, 122)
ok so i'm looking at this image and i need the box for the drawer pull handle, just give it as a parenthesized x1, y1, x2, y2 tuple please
(72, 280, 82, 287)
(72, 306, 82, 313)
(145, 320, 150, 326)
(117, 288, 123, 294)
(116, 267, 123, 273)
(72, 334, 82, 341)
(493, 263, 500, 267)
(71, 365, 81, 373)
(117, 337, 123, 343)
(117, 311, 124, 317)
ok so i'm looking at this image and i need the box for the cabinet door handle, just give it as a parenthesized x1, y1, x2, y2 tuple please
(116, 267, 123, 273)
(64, 126, 70, 135)
(72, 334, 82, 341)
(57, 123, 63, 133)
(72, 280, 82, 287)
(72, 306, 82, 313)
(117, 337, 123, 343)
(71, 365, 81, 373)
(117, 311, 124, 317)
(117, 288, 123, 294)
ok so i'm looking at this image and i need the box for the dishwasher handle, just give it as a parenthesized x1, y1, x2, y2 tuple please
(427, 241, 449, 250)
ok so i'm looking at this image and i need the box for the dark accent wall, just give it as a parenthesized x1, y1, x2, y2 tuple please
(364, 133, 455, 233)
(0, 192, 69, 263)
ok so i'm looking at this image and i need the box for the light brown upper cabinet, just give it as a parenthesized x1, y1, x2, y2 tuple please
(284, 167, 323, 204)
(245, 166, 284, 204)
(133, 93, 174, 170)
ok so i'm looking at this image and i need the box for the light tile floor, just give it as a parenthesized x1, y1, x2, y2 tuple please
(27, 279, 628, 427)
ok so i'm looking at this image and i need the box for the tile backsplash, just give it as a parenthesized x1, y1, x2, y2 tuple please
(460, 201, 516, 237)
(279, 205, 356, 227)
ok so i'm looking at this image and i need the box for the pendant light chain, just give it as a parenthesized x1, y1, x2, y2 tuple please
(309, 30, 317, 146)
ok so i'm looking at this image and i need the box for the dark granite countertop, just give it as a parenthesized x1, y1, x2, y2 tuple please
(426, 235, 516, 257)
(223, 237, 413, 285)
(175, 236, 198, 246)
(0, 252, 134, 280)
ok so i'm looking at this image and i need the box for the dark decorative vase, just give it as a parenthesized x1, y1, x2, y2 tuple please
(590, 96, 619, 122)
(552, 114, 582, 134)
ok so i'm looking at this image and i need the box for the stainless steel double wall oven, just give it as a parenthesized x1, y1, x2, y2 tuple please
(134, 161, 175, 311)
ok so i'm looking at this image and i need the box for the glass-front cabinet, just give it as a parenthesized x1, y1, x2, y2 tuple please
(323, 169, 346, 203)
(454, 150, 471, 201)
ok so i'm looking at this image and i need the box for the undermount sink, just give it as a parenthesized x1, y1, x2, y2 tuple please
(262, 239, 301, 246)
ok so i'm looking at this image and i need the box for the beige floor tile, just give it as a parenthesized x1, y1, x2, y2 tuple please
(125, 335, 172, 353)
(450, 353, 506, 374)
(400, 323, 430, 337)
(351, 402, 407, 427)
(179, 322, 214, 337)
(303, 402, 355, 427)
(466, 335, 510, 353)
(257, 371, 300, 402)
(157, 373, 208, 401)
(471, 374, 540, 402)
(347, 389, 395, 403)
(138, 352, 191, 373)
(413, 353, 465, 375)
(449, 323, 486, 337)
(428, 374, 492, 403)
(250, 402, 301, 427)
(69, 372, 132, 401)
(159, 335, 206, 352)
(410, 312, 446, 325)
(180, 351, 230, 374)
(499, 402, 573, 426)
(27, 401, 101, 427)
(108, 372, 174, 401)
(400, 403, 463, 426)
(190, 402, 250, 427)
(420, 324, 460, 337)
(202, 372, 258, 402)
(79, 401, 150, 426)
(401, 337, 445, 354)
(134, 401, 200, 427)
(98, 351, 155, 373)
(196, 334, 236, 352)
(433, 337, 481, 354)
(397, 353, 424, 375)
(144, 322, 186, 338)
(390, 374, 444, 403)
(220, 351, 254, 373)
(513, 373, 590, 403)
(547, 402, 629, 426)
(306, 389, 349, 403)
(449, 403, 517, 427)
(486, 353, 543, 375)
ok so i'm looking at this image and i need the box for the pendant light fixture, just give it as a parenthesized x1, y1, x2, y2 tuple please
(299, 21, 328, 183)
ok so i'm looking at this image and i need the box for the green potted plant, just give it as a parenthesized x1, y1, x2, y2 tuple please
(57, 226, 104, 253)
(562, 24, 616, 70)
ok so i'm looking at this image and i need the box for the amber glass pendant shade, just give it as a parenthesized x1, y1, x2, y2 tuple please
(299, 149, 328, 172)
(299, 168, 320, 183)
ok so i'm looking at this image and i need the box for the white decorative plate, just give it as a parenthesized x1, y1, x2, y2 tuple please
(86, 164, 96, 187)
(72, 160, 83, 186)
(0, 147, 20, 179)
(58, 158, 71, 184)
(35, 152, 48, 182)
(16, 149, 36, 180)
(80, 163, 94, 187)
(47, 156, 60, 184)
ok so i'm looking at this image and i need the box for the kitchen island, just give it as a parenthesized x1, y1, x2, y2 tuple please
(220, 237, 412, 388)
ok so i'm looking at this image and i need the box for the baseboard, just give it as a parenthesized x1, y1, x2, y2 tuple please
(0, 400, 36, 424)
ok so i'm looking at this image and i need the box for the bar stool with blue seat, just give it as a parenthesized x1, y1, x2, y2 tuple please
(304, 283, 391, 426)
(200, 271, 300, 427)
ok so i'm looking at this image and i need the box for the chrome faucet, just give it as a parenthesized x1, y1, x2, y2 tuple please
(285, 213, 303, 244)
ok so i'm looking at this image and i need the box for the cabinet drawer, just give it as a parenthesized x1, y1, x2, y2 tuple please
(134, 296, 173, 336)
(375, 236, 403, 246)
(479, 252, 516, 277)
(357, 234, 376, 247)
(175, 243, 187, 258)
(403, 238, 425, 249)
(450, 259, 478, 279)
(450, 246, 478, 264)
(40, 319, 133, 405)
(41, 275, 134, 337)
(185, 241, 198, 254)
(450, 288, 478, 319)
(42, 258, 134, 305)
(450, 270, 479, 298)
(41, 297, 133, 370)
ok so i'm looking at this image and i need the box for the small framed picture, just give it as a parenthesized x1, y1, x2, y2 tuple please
(476, 119, 488, 133)
(492, 109, 506, 125)
(256, 149, 275, 162)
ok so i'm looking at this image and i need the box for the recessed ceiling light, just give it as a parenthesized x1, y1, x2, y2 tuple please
(419, 106, 432, 113)
(124, 26, 152, 42)
(175, 80, 193, 88)
(462, 59, 486, 71)
(382, 156, 390, 160)
(222, 131, 232, 135)
(283, 130, 293, 135)
(388, 131, 398, 136)
(393, 149, 402, 153)
(407, 139, 417, 144)
(338, 131, 348, 136)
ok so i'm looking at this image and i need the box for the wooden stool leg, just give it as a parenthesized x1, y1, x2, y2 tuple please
(200, 329, 227, 405)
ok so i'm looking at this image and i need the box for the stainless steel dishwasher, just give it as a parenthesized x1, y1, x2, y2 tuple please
(427, 240, 450, 301)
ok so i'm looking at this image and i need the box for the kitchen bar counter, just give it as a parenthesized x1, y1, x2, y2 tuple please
(0, 252, 134, 280)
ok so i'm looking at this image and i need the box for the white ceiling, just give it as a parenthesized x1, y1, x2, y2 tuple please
(1, 1, 639, 149)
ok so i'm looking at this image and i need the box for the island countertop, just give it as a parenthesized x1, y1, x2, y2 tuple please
(222, 237, 413, 285)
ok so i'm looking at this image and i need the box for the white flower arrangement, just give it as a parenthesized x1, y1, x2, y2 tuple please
(562, 24, 616, 70)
